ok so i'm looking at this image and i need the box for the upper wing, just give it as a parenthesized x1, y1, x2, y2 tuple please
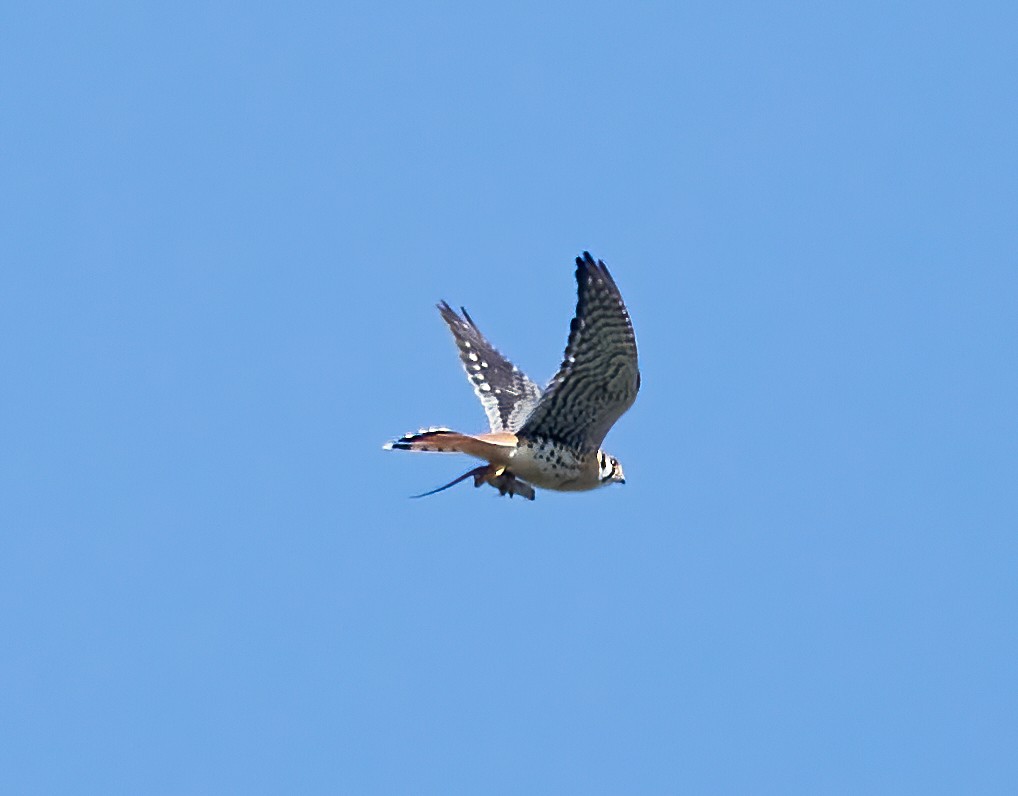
(517, 252, 640, 453)
(437, 301, 543, 433)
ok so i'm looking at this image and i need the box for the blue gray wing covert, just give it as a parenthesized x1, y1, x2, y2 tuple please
(517, 253, 640, 454)
(437, 302, 543, 433)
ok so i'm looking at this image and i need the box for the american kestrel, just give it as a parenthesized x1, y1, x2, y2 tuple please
(383, 252, 640, 500)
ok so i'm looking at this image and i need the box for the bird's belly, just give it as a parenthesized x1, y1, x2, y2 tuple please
(508, 443, 599, 492)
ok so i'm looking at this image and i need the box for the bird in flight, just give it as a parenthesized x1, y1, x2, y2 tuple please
(383, 252, 640, 500)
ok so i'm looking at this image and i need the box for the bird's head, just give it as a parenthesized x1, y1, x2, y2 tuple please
(597, 450, 626, 486)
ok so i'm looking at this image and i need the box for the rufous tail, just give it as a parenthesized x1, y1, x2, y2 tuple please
(383, 428, 515, 461)
(383, 428, 470, 453)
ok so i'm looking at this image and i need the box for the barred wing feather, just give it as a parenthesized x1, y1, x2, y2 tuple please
(437, 301, 543, 433)
(517, 253, 639, 453)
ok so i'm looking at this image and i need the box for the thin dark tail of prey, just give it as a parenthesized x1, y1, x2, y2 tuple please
(411, 465, 489, 498)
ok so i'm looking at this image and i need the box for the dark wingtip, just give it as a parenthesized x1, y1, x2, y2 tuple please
(577, 251, 609, 280)
(437, 301, 465, 334)
(576, 251, 616, 289)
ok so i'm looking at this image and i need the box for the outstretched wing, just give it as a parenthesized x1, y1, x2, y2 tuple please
(517, 252, 640, 453)
(437, 301, 543, 433)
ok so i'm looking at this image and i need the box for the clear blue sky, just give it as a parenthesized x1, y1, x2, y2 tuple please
(2, 2, 1016, 793)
